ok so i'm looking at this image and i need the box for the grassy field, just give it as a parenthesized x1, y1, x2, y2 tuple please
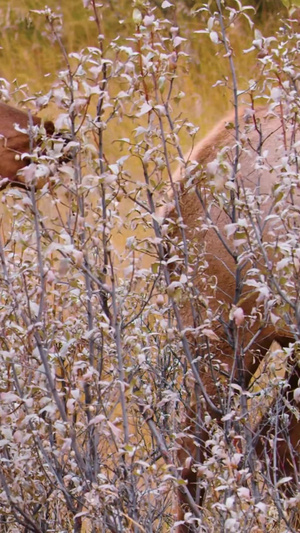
(0, 0, 288, 137)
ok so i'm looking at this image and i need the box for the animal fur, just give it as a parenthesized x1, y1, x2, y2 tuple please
(164, 106, 300, 532)
(0, 102, 54, 189)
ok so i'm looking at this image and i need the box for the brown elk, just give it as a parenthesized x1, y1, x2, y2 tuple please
(0, 102, 55, 189)
(164, 106, 300, 532)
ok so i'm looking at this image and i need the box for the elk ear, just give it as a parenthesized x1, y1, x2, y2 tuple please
(44, 120, 55, 136)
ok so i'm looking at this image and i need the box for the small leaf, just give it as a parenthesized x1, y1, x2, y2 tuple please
(107, 421, 122, 440)
(202, 328, 219, 341)
(173, 36, 186, 48)
(209, 31, 219, 44)
(294, 388, 300, 403)
(0, 392, 20, 403)
(132, 8, 142, 24)
(89, 414, 106, 425)
(276, 476, 293, 487)
(221, 411, 236, 422)
(137, 102, 152, 117)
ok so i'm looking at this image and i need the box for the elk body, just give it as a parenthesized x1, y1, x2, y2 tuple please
(165, 107, 300, 532)
(0, 102, 55, 189)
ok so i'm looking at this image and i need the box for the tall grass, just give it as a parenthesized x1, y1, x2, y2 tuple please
(0, 0, 287, 140)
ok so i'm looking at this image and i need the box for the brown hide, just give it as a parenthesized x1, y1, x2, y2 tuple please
(0, 102, 54, 189)
(166, 107, 300, 532)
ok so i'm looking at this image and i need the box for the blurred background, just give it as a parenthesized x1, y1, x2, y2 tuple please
(0, 0, 291, 140)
